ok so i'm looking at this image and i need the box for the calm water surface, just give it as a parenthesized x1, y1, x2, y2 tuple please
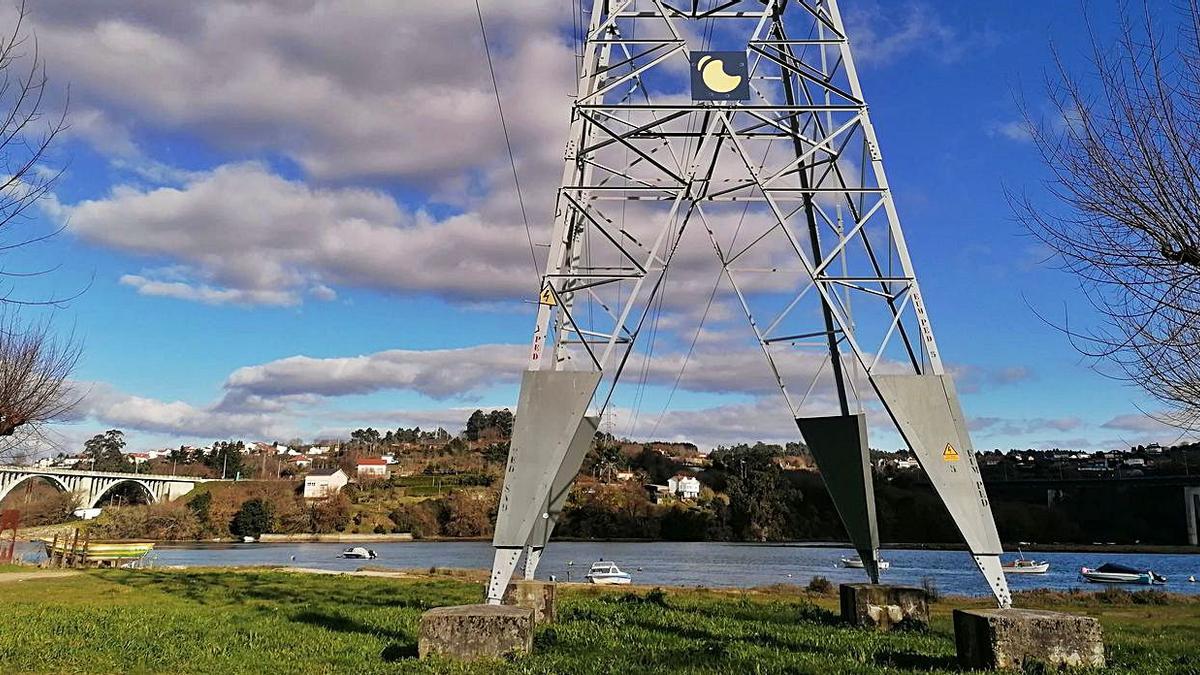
(19, 540, 1199, 597)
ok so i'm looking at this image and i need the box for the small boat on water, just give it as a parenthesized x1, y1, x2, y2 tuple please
(1002, 550, 1050, 574)
(41, 539, 155, 568)
(585, 560, 631, 585)
(840, 556, 890, 571)
(337, 547, 377, 560)
(1081, 563, 1166, 585)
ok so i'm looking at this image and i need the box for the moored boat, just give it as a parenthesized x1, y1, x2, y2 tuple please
(337, 546, 377, 560)
(1002, 550, 1050, 574)
(585, 560, 631, 585)
(41, 539, 155, 568)
(840, 556, 890, 571)
(1081, 563, 1166, 585)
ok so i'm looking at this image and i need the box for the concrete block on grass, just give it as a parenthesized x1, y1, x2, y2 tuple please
(839, 584, 929, 630)
(503, 580, 557, 624)
(418, 604, 534, 661)
(953, 608, 1104, 670)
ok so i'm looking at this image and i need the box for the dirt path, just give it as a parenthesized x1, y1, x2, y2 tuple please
(0, 570, 81, 583)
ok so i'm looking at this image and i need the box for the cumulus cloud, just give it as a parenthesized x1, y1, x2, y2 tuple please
(21, 0, 575, 184)
(59, 162, 538, 303)
(79, 382, 291, 439)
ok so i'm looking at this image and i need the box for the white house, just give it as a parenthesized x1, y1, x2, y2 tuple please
(356, 457, 389, 478)
(304, 468, 349, 499)
(667, 474, 701, 500)
(290, 455, 313, 470)
(381, 453, 397, 464)
(307, 446, 331, 456)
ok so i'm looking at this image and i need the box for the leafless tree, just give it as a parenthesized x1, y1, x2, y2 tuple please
(0, 2, 80, 462)
(0, 2, 68, 294)
(0, 314, 81, 460)
(1013, 1, 1200, 432)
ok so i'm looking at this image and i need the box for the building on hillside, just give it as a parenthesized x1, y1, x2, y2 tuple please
(615, 470, 636, 482)
(644, 484, 670, 504)
(356, 457, 388, 479)
(667, 474, 701, 500)
(307, 446, 330, 456)
(127, 452, 151, 466)
(304, 467, 348, 499)
(290, 455, 313, 470)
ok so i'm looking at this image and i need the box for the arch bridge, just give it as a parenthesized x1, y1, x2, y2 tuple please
(0, 466, 211, 510)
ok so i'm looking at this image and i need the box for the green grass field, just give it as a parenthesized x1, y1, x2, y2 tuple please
(1, 568, 1198, 673)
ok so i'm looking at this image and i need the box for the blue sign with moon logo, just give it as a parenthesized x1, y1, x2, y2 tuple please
(690, 51, 750, 101)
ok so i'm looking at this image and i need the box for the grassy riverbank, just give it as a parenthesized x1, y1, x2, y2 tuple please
(1, 568, 1198, 673)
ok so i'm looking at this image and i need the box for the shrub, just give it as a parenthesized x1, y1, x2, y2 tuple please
(87, 502, 203, 541)
(920, 576, 941, 603)
(15, 490, 79, 526)
(311, 494, 352, 533)
(805, 575, 834, 594)
(230, 499, 272, 538)
(388, 502, 440, 538)
(1131, 590, 1170, 605)
(1096, 586, 1133, 604)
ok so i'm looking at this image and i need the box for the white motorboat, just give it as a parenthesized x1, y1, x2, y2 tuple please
(338, 546, 377, 560)
(1081, 563, 1165, 585)
(840, 556, 890, 571)
(585, 561, 631, 585)
(1002, 551, 1049, 574)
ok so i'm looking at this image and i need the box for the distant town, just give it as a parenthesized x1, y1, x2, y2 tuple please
(5, 411, 1197, 548)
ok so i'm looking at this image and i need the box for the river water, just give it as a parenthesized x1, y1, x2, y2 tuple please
(17, 540, 1200, 597)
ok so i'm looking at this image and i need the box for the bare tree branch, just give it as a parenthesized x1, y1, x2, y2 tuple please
(1012, 1, 1200, 432)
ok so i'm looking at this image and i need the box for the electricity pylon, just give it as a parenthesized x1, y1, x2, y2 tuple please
(487, 0, 1011, 608)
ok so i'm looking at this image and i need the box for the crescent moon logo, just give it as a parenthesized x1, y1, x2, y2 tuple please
(696, 55, 743, 94)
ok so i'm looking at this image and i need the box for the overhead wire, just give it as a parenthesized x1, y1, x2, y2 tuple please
(475, 0, 540, 279)
(623, 8, 720, 439)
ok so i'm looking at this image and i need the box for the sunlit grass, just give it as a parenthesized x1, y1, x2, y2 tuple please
(0, 569, 1197, 673)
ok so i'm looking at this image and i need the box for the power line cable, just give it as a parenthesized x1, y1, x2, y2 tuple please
(475, 0, 540, 279)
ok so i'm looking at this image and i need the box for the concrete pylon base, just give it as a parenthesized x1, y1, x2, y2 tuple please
(839, 583, 929, 630)
(503, 579, 557, 625)
(418, 604, 534, 661)
(953, 608, 1104, 670)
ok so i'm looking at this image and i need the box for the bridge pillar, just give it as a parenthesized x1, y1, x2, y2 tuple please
(1186, 487, 1200, 547)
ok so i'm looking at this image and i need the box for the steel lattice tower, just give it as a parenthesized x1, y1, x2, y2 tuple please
(486, 0, 1011, 608)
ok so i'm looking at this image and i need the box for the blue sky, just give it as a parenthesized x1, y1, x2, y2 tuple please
(5, 0, 1192, 453)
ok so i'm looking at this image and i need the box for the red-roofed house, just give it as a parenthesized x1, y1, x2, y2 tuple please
(356, 457, 388, 479)
(290, 455, 313, 470)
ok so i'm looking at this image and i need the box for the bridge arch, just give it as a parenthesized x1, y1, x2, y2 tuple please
(88, 479, 156, 509)
(0, 472, 72, 507)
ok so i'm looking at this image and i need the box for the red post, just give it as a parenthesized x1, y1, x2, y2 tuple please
(0, 509, 19, 563)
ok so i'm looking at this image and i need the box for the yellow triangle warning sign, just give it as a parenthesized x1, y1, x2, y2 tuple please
(942, 443, 960, 462)
(538, 286, 557, 306)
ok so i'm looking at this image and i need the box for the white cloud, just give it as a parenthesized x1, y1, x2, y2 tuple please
(78, 382, 290, 440)
(59, 162, 539, 304)
(120, 274, 299, 306)
(23, 0, 575, 184)
(225, 345, 528, 400)
(989, 120, 1033, 143)
(842, 2, 963, 66)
